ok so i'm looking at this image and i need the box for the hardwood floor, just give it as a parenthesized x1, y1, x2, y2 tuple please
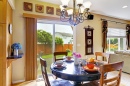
(12, 71, 129, 86)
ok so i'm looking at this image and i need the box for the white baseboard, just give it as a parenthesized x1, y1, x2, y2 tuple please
(12, 79, 25, 84)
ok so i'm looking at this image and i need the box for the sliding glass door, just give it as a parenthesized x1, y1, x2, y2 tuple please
(37, 22, 73, 79)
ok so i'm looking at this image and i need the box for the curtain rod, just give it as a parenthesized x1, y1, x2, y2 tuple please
(101, 18, 128, 25)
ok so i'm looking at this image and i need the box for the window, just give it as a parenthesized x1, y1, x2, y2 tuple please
(107, 28, 126, 52)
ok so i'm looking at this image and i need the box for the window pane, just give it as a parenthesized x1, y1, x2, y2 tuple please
(37, 23, 53, 78)
(55, 24, 73, 56)
(120, 38, 123, 50)
(110, 38, 118, 51)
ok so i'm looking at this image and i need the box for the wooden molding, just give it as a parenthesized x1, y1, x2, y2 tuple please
(23, 13, 60, 21)
(8, 0, 15, 9)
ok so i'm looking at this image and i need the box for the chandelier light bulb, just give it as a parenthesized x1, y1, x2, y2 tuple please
(60, 0, 70, 7)
(83, 1, 92, 8)
(67, 9, 73, 15)
(76, 0, 83, 5)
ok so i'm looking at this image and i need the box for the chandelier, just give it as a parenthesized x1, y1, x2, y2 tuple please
(60, 0, 92, 26)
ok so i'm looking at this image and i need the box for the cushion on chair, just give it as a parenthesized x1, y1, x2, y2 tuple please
(50, 79, 73, 86)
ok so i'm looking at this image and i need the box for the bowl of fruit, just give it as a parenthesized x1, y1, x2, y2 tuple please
(83, 62, 98, 73)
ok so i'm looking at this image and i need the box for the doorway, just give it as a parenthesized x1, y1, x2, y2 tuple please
(36, 21, 73, 79)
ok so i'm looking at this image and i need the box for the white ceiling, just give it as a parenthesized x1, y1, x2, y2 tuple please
(39, 0, 130, 21)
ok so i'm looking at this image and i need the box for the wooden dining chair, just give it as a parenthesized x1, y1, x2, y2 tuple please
(82, 61, 124, 86)
(40, 57, 73, 86)
(54, 52, 68, 62)
(95, 52, 110, 63)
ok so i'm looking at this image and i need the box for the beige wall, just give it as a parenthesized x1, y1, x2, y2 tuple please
(76, 14, 128, 59)
(13, 0, 130, 83)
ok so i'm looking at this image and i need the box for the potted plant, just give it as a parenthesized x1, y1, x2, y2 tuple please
(66, 49, 72, 60)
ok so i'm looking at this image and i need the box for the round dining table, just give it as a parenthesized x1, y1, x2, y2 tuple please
(50, 60, 101, 86)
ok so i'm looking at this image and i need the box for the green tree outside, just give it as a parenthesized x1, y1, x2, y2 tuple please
(37, 30, 52, 44)
(55, 37, 63, 45)
(37, 30, 63, 45)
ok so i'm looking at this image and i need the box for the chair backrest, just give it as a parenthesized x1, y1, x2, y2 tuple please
(100, 61, 124, 86)
(95, 52, 110, 63)
(54, 52, 68, 62)
(95, 52, 104, 60)
(40, 57, 51, 86)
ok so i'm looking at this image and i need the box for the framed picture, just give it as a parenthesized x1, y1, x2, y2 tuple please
(46, 6, 54, 15)
(35, 4, 44, 13)
(23, 2, 33, 11)
(56, 8, 61, 16)
(85, 26, 94, 55)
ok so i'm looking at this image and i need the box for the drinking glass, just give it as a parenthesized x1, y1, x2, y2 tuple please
(78, 59, 82, 74)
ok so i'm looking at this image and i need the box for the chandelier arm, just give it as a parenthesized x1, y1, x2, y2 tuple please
(60, 9, 70, 22)
(60, 15, 70, 22)
(78, 6, 80, 16)
(79, 15, 84, 23)
(84, 11, 89, 19)
(73, 0, 76, 22)
(69, 16, 80, 26)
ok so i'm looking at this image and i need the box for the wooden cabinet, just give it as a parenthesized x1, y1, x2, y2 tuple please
(0, 24, 6, 58)
(0, 24, 6, 86)
(0, 0, 7, 23)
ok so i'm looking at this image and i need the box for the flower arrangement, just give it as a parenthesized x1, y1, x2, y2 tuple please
(73, 52, 81, 58)
(11, 43, 22, 49)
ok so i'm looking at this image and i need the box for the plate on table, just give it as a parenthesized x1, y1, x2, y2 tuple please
(53, 63, 66, 69)
(83, 66, 99, 73)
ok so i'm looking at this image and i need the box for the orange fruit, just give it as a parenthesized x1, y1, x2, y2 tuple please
(89, 58, 95, 63)
(87, 63, 94, 69)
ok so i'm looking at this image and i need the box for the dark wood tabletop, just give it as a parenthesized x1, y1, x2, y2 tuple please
(50, 60, 100, 86)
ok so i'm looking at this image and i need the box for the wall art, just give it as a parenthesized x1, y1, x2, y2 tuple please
(46, 6, 54, 15)
(23, 2, 33, 11)
(35, 4, 44, 13)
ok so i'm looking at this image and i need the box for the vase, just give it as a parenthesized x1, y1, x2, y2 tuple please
(74, 56, 79, 65)
(14, 49, 18, 56)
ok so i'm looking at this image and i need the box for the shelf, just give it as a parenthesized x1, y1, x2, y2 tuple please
(7, 53, 23, 59)
(7, 53, 23, 67)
